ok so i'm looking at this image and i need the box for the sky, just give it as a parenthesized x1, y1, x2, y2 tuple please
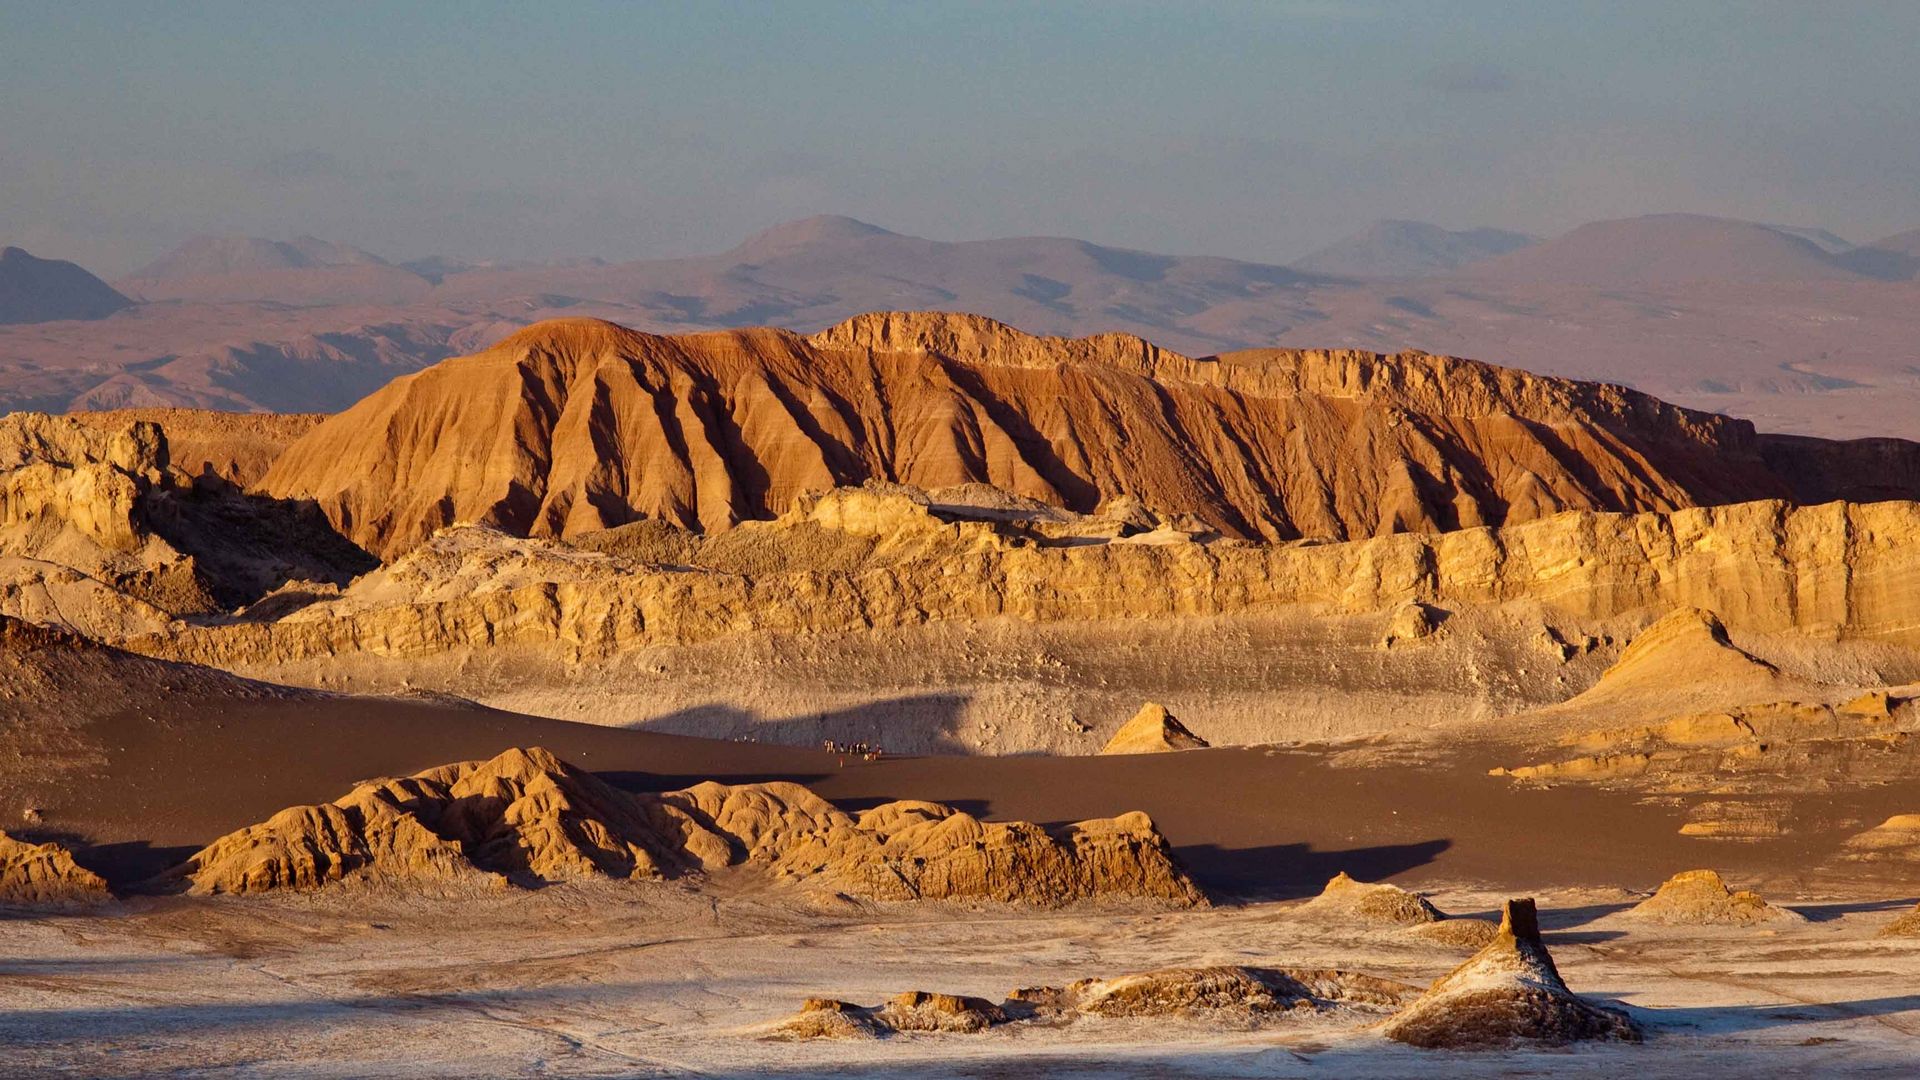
(4, 1, 1918, 275)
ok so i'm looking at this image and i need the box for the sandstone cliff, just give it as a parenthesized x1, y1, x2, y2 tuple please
(164, 746, 1202, 906)
(0, 412, 372, 634)
(69, 409, 326, 486)
(135, 488, 1920, 680)
(258, 312, 1914, 560)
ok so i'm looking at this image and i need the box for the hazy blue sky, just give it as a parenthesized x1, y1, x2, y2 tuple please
(5, 1, 1918, 273)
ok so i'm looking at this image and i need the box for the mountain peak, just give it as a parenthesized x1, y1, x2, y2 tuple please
(0, 246, 133, 325)
(730, 215, 897, 259)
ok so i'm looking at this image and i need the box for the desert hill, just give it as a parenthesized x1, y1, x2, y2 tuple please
(256, 311, 1920, 560)
(0, 246, 132, 325)
(1461, 214, 1866, 287)
(1290, 220, 1536, 279)
(117, 234, 432, 307)
(1838, 227, 1920, 281)
(128, 235, 389, 279)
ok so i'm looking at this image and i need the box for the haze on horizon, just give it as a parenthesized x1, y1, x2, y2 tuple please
(4, 1, 1919, 275)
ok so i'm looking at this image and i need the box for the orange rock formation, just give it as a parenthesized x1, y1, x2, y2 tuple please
(259, 312, 1903, 560)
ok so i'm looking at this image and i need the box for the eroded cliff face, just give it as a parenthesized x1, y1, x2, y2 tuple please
(0, 413, 374, 636)
(131, 487, 1920, 676)
(259, 312, 1895, 561)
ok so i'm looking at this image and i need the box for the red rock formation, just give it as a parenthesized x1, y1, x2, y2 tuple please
(261, 312, 1888, 560)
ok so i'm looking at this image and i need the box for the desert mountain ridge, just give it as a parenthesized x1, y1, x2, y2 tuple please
(1290, 220, 1538, 279)
(258, 310, 1920, 559)
(8, 211, 1920, 438)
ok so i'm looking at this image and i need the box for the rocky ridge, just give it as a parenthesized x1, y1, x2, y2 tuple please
(770, 965, 1418, 1040)
(257, 312, 1920, 560)
(164, 746, 1203, 907)
(131, 487, 1920, 683)
(0, 830, 110, 904)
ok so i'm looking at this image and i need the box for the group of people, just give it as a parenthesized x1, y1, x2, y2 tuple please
(823, 738, 885, 762)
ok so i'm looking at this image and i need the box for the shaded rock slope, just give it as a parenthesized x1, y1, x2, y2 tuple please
(0, 412, 374, 634)
(0, 246, 132, 325)
(258, 312, 1920, 560)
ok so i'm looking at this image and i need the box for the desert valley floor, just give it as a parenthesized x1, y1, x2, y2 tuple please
(6, 312, 1920, 1075)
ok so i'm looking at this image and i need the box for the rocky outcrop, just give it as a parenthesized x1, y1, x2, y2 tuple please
(1841, 815, 1920, 862)
(163, 746, 1202, 906)
(1098, 703, 1210, 754)
(69, 409, 326, 486)
(0, 831, 110, 904)
(259, 312, 1913, 560)
(131, 492, 1920, 680)
(1381, 898, 1640, 1049)
(1379, 601, 1444, 647)
(1295, 871, 1445, 926)
(770, 966, 1416, 1039)
(1624, 870, 1802, 925)
(1880, 902, 1920, 937)
(0, 413, 373, 634)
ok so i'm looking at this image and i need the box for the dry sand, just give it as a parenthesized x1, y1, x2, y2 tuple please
(14, 686, 1920, 899)
(5, 883, 1919, 1077)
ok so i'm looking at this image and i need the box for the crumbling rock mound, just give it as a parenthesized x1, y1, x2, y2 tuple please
(1879, 902, 1920, 937)
(260, 311, 1892, 561)
(1296, 871, 1445, 925)
(875, 991, 1008, 1033)
(1098, 702, 1210, 754)
(0, 830, 110, 904)
(1381, 898, 1641, 1049)
(0, 412, 372, 631)
(766, 998, 884, 1040)
(1842, 814, 1920, 862)
(1059, 966, 1316, 1021)
(1624, 869, 1802, 925)
(1577, 607, 1796, 706)
(1379, 602, 1444, 648)
(1406, 917, 1503, 950)
(163, 746, 1203, 906)
(771, 966, 1415, 1039)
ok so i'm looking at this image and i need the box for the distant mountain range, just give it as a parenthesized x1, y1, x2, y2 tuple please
(2, 212, 1919, 438)
(1290, 220, 1538, 279)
